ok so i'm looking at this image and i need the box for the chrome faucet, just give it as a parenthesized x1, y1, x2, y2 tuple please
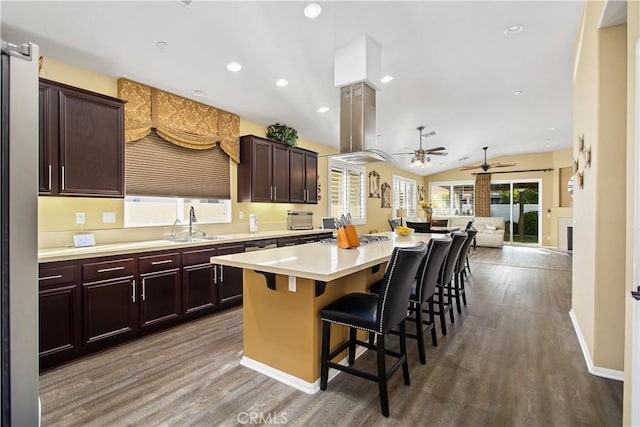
(189, 206, 197, 238)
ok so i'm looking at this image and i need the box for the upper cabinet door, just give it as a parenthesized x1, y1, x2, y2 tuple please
(304, 152, 318, 204)
(271, 144, 290, 202)
(250, 138, 274, 202)
(38, 82, 56, 195)
(289, 148, 306, 203)
(38, 79, 125, 198)
(58, 87, 124, 197)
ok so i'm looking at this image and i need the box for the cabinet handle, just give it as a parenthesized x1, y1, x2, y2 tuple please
(61, 165, 65, 190)
(39, 274, 62, 281)
(304, 188, 308, 201)
(269, 186, 273, 200)
(132, 279, 136, 303)
(219, 265, 224, 282)
(97, 266, 125, 273)
(213, 264, 217, 284)
(48, 165, 52, 191)
(141, 278, 146, 301)
(151, 260, 173, 265)
(274, 186, 277, 200)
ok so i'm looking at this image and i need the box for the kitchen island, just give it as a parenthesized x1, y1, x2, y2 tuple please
(210, 231, 443, 393)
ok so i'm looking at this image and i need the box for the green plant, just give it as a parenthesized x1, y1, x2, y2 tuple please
(266, 123, 298, 147)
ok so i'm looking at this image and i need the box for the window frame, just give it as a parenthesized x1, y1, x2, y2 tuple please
(392, 174, 418, 217)
(328, 159, 366, 225)
(428, 180, 475, 217)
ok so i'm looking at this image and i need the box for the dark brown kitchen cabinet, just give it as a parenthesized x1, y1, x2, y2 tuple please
(183, 243, 245, 314)
(82, 257, 138, 345)
(278, 236, 299, 247)
(38, 262, 81, 370)
(39, 78, 125, 197)
(238, 135, 290, 202)
(182, 247, 218, 315)
(289, 148, 318, 204)
(216, 243, 245, 305)
(139, 252, 182, 328)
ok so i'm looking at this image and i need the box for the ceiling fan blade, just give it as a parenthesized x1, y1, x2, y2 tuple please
(424, 146, 446, 152)
(459, 165, 483, 171)
(392, 152, 414, 155)
(428, 152, 448, 156)
(489, 163, 517, 168)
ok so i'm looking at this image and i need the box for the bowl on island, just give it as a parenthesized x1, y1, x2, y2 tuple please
(394, 226, 415, 237)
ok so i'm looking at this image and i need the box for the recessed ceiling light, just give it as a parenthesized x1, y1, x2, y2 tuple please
(514, 90, 522, 95)
(226, 62, 242, 72)
(192, 89, 206, 97)
(156, 41, 169, 50)
(317, 106, 329, 113)
(381, 75, 394, 84)
(276, 78, 289, 87)
(304, 3, 322, 19)
(548, 127, 556, 131)
(504, 24, 525, 35)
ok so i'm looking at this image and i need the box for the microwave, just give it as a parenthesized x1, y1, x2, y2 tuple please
(287, 210, 313, 230)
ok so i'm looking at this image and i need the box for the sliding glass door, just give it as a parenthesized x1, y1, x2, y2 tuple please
(489, 180, 541, 245)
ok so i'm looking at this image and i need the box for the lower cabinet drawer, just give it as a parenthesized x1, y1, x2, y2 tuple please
(139, 252, 180, 274)
(82, 258, 135, 281)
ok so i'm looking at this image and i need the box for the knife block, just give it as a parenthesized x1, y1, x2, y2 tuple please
(337, 225, 360, 249)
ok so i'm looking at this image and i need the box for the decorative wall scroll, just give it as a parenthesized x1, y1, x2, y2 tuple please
(573, 133, 590, 190)
(417, 185, 425, 202)
(368, 170, 381, 198)
(381, 182, 391, 208)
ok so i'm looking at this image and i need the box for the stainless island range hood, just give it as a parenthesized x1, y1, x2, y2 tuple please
(332, 82, 391, 165)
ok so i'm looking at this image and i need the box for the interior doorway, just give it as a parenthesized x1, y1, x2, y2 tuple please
(489, 180, 542, 245)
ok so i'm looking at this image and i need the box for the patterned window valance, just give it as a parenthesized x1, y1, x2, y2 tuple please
(117, 78, 240, 163)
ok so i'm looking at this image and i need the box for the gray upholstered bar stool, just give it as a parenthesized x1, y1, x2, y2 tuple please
(319, 242, 427, 418)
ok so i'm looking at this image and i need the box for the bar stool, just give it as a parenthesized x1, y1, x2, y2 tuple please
(369, 237, 451, 364)
(452, 228, 478, 313)
(429, 231, 467, 335)
(320, 243, 427, 418)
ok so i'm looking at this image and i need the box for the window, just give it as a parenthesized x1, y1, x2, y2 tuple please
(392, 175, 418, 217)
(329, 159, 366, 225)
(125, 196, 231, 227)
(429, 181, 475, 216)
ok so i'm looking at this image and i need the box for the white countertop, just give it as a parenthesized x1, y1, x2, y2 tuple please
(210, 232, 445, 282)
(38, 229, 332, 263)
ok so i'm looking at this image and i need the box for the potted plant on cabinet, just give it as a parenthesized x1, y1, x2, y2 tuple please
(266, 123, 298, 147)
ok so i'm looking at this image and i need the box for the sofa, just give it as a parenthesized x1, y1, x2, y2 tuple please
(448, 216, 505, 248)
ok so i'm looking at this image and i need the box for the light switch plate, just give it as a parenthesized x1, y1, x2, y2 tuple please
(103, 212, 116, 223)
(73, 234, 96, 247)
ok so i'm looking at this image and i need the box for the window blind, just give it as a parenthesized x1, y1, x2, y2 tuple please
(393, 175, 417, 216)
(125, 130, 230, 199)
(330, 162, 365, 221)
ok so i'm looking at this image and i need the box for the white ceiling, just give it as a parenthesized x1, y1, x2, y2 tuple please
(0, 1, 584, 176)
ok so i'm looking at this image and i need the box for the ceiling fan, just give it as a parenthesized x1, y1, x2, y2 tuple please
(459, 146, 517, 172)
(392, 125, 448, 167)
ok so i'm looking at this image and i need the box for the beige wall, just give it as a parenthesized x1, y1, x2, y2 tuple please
(624, 1, 639, 424)
(37, 58, 424, 247)
(424, 149, 573, 247)
(572, 0, 627, 379)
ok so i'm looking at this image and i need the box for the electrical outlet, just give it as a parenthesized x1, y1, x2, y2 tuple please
(239, 211, 244, 220)
(288, 276, 296, 292)
(103, 212, 116, 223)
(75, 212, 86, 225)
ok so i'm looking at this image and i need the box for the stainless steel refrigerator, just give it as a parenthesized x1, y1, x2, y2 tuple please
(1, 40, 40, 426)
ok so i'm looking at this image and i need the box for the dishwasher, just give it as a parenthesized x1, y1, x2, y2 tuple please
(244, 239, 278, 252)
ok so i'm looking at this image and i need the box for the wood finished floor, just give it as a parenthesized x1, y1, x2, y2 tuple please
(40, 246, 622, 426)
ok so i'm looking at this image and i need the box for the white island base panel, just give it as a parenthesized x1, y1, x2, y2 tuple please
(240, 344, 369, 394)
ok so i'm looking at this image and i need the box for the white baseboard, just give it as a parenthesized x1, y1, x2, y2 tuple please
(568, 309, 624, 381)
(240, 345, 369, 394)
